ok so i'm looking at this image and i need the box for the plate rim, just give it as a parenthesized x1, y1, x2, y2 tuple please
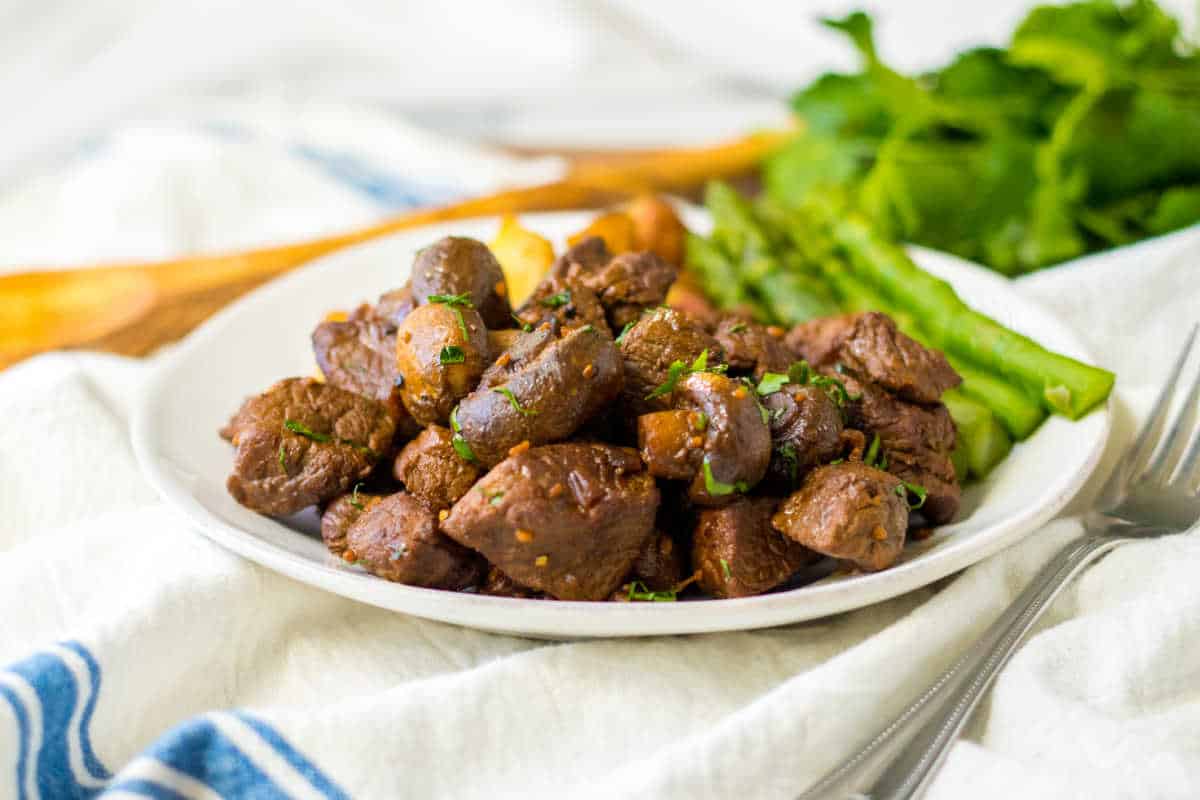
(131, 210, 1111, 638)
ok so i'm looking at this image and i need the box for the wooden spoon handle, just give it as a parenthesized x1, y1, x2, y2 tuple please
(0, 129, 791, 368)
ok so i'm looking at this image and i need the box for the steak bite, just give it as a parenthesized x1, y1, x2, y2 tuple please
(392, 425, 482, 511)
(785, 314, 857, 367)
(514, 275, 610, 335)
(772, 462, 909, 572)
(836, 312, 960, 403)
(312, 317, 416, 434)
(346, 492, 484, 589)
(224, 378, 395, 516)
(618, 307, 725, 415)
(478, 325, 557, 389)
(320, 489, 383, 557)
(395, 302, 489, 427)
(441, 443, 660, 600)
(637, 371, 771, 506)
(714, 317, 792, 378)
(479, 566, 546, 599)
(565, 250, 677, 330)
(454, 325, 624, 467)
(373, 286, 416, 327)
(625, 531, 689, 593)
(548, 236, 610, 279)
(693, 497, 817, 599)
(842, 374, 960, 524)
(410, 236, 512, 328)
(762, 384, 844, 490)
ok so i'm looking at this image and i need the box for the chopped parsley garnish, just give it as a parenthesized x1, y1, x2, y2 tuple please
(284, 419, 331, 442)
(284, 419, 378, 460)
(694, 411, 708, 432)
(777, 442, 800, 486)
(865, 434, 888, 469)
(645, 349, 727, 400)
(477, 487, 506, 506)
(539, 290, 571, 308)
(388, 542, 407, 561)
(702, 455, 750, 497)
(757, 372, 790, 396)
(627, 581, 677, 602)
(728, 322, 747, 334)
(449, 406, 477, 463)
(828, 458, 845, 466)
(577, 324, 595, 334)
(427, 292, 473, 307)
(615, 321, 636, 345)
(719, 558, 733, 579)
(897, 481, 928, 510)
(277, 443, 288, 474)
(350, 482, 366, 511)
(783, 360, 855, 407)
(493, 387, 538, 416)
(428, 293, 473, 338)
(511, 313, 533, 333)
(439, 345, 466, 365)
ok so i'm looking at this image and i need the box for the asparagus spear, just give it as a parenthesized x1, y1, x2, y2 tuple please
(683, 232, 754, 312)
(943, 390, 1013, 479)
(831, 214, 1115, 419)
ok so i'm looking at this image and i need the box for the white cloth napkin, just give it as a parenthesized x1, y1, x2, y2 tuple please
(3, 112, 1200, 800)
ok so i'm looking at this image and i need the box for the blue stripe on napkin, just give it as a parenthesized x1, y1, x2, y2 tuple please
(0, 642, 347, 800)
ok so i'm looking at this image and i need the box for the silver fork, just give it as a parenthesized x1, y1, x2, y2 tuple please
(800, 325, 1200, 800)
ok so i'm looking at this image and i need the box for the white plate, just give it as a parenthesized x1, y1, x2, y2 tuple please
(132, 210, 1110, 639)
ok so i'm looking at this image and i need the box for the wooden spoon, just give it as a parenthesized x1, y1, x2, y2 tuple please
(0, 129, 789, 369)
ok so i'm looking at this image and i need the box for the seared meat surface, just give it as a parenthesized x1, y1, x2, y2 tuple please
(393, 425, 482, 511)
(514, 276, 610, 335)
(320, 490, 382, 557)
(618, 307, 725, 415)
(395, 302, 490, 427)
(714, 317, 792, 378)
(346, 492, 485, 589)
(410, 236, 513, 328)
(841, 374, 961, 524)
(224, 378, 395, 516)
(834, 313, 960, 403)
(693, 497, 816, 598)
(772, 462, 909, 572)
(373, 286, 416, 327)
(442, 443, 659, 600)
(626, 531, 689, 593)
(454, 325, 623, 467)
(566, 250, 677, 330)
(312, 318, 406, 422)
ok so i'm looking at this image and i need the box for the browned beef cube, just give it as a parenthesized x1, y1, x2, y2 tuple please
(693, 497, 816, 598)
(393, 425, 481, 511)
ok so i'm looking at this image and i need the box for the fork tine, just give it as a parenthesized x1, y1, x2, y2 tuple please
(1113, 325, 1198, 495)
(1147, 353, 1200, 488)
(1138, 325, 1200, 488)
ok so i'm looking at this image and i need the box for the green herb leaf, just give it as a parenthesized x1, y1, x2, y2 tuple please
(615, 321, 636, 345)
(439, 345, 466, 365)
(646, 359, 689, 400)
(578, 324, 595, 334)
(493, 387, 538, 416)
(540, 290, 571, 308)
(865, 433, 884, 468)
(702, 456, 750, 497)
(777, 442, 800, 486)
(277, 443, 288, 474)
(388, 542, 407, 562)
(627, 580, 677, 602)
(690, 349, 710, 372)
(728, 322, 748, 334)
(720, 558, 733, 580)
(350, 482, 366, 511)
(897, 481, 928, 509)
(427, 292, 473, 307)
(284, 419, 331, 443)
(694, 411, 708, 432)
(511, 312, 533, 333)
(757, 372, 791, 396)
(449, 407, 477, 463)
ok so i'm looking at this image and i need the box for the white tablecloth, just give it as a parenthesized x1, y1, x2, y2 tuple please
(2, 110, 1200, 800)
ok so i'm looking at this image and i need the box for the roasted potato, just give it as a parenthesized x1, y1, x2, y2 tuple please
(489, 215, 556, 306)
(567, 211, 636, 255)
(626, 194, 686, 266)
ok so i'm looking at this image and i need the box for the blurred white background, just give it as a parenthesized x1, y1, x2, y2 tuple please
(1, 0, 1195, 266)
